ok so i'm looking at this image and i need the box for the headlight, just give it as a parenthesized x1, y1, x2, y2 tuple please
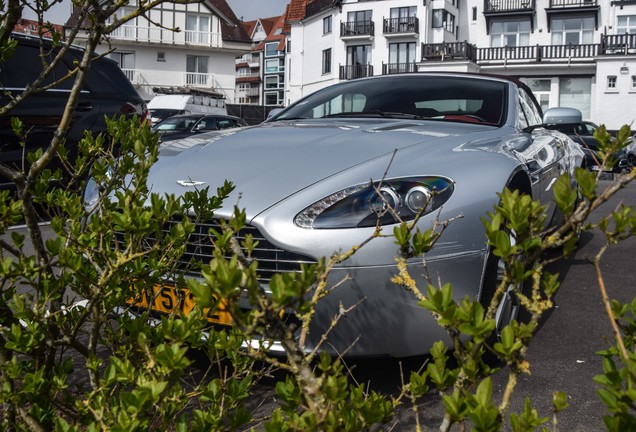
(294, 177, 454, 229)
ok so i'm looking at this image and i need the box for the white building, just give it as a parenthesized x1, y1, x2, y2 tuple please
(65, 0, 251, 103)
(285, 0, 636, 130)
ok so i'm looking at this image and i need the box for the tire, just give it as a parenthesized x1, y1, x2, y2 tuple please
(480, 231, 530, 341)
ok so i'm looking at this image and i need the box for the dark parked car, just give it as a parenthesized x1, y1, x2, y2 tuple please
(0, 32, 148, 188)
(547, 118, 632, 173)
(152, 114, 248, 142)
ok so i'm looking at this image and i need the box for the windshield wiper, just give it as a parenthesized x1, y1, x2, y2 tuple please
(321, 110, 428, 120)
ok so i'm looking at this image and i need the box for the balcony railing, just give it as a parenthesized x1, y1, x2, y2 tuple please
(236, 88, 260, 97)
(121, 68, 136, 83)
(549, 0, 598, 7)
(483, 0, 535, 13)
(340, 20, 375, 37)
(420, 36, 635, 63)
(339, 64, 374, 80)
(237, 71, 260, 78)
(601, 34, 636, 55)
(183, 72, 212, 87)
(422, 42, 476, 61)
(382, 62, 417, 75)
(476, 43, 598, 61)
(383, 17, 419, 35)
(110, 25, 222, 48)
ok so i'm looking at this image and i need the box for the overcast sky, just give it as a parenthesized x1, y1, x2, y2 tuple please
(23, 0, 289, 25)
(227, 0, 288, 22)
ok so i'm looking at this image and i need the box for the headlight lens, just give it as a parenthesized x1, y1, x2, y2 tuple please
(295, 177, 454, 229)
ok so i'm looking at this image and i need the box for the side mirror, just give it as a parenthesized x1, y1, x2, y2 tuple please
(267, 108, 284, 119)
(543, 107, 582, 126)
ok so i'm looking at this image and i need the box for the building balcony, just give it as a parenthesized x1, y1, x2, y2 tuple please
(549, 0, 598, 8)
(383, 17, 419, 36)
(422, 42, 477, 61)
(601, 34, 636, 55)
(382, 62, 418, 75)
(483, 0, 536, 33)
(483, 0, 535, 13)
(420, 38, 636, 64)
(183, 72, 216, 87)
(236, 55, 260, 68)
(339, 64, 374, 80)
(236, 88, 260, 97)
(121, 68, 139, 84)
(477, 43, 598, 63)
(109, 25, 222, 48)
(236, 75, 262, 84)
(340, 20, 375, 39)
(545, 0, 599, 29)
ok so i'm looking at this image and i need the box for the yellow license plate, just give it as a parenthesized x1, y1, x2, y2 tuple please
(129, 283, 232, 326)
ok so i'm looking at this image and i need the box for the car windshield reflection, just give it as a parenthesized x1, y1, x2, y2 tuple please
(272, 75, 507, 126)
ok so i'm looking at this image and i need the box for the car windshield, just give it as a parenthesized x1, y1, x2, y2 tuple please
(150, 109, 183, 123)
(272, 75, 507, 126)
(154, 116, 200, 131)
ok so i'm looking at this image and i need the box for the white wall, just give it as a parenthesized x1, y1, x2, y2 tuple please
(594, 58, 636, 130)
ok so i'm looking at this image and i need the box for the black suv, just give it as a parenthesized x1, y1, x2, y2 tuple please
(0, 33, 148, 188)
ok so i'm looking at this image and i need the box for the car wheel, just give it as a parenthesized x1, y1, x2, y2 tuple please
(480, 231, 530, 341)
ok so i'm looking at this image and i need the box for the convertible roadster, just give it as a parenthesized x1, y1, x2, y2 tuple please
(95, 73, 584, 358)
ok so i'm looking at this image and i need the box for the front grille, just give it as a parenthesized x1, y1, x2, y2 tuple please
(114, 217, 317, 283)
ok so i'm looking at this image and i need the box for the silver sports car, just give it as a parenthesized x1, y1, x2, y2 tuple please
(108, 73, 585, 358)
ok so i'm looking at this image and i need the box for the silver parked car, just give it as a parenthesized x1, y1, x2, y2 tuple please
(97, 73, 584, 358)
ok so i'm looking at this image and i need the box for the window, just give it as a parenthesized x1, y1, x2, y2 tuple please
(389, 6, 417, 32)
(346, 10, 372, 34)
(110, 7, 135, 38)
(617, 16, 636, 34)
(186, 14, 210, 44)
(559, 77, 591, 119)
(551, 17, 594, 45)
(472, 7, 477, 21)
(157, 51, 165, 62)
(186, 55, 209, 86)
(346, 45, 371, 66)
(109, 51, 135, 82)
(322, 48, 332, 74)
(607, 75, 617, 90)
(522, 78, 552, 113)
(388, 42, 416, 73)
(490, 20, 530, 47)
(265, 75, 280, 89)
(265, 91, 282, 106)
(265, 58, 284, 73)
(632, 75, 636, 90)
(348, 10, 372, 24)
(323, 15, 332, 34)
(432, 9, 455, 33)
(265, 42, 282, 57)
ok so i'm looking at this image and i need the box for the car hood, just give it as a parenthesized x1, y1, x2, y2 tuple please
(148, 119, 501, 217)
